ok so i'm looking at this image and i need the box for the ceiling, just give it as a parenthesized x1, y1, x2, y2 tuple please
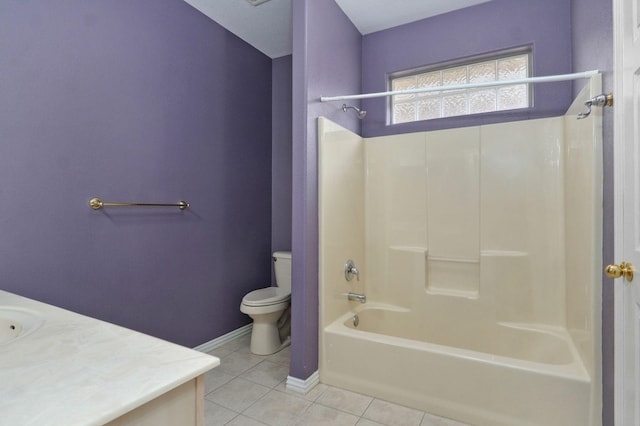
(182, 0, 492, 59)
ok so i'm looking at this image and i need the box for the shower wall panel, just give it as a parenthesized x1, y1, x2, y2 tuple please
(365, 133, 427, 305)
(318, 118, 365, 328)
(481, 118, 566, 325)
(426, 127, 479, 260)
(363, 117, 566, 326)
(564, 77, 603, 380)
(426, 127, 480, 297)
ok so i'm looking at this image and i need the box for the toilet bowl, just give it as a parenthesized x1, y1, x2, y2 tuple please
(240, 251, 291, 355)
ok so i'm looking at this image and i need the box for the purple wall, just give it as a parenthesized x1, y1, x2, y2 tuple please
(291, 0, 362, 379)
(0, 0, 273, 348)
(571, 1, 614, 424)
(361, 0, 572, 137)
(271, 55, 293, 284)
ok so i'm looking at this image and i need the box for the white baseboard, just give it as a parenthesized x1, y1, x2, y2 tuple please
(286, 370, 320, 394)
(193, 324, 253, 353)
(195, 325, 319, 395)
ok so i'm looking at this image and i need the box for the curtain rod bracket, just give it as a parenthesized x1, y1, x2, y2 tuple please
(578, 93, 613, 119)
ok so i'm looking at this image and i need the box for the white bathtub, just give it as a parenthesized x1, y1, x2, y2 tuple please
(321, 306, 592, 426)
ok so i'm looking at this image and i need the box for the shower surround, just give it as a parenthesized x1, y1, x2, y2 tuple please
(318, 77, 602, 425)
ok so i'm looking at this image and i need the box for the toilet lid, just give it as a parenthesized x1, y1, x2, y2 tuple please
(242, 287, 291, 307)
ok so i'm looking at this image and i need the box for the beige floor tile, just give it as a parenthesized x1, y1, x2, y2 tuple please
(204, 400, 238, 426)
(243, 390, 312, 426)
(204, 368, 235, 394)
(265, 346, 291, 365)
(241, 360, 290, 388)
(206, 377, 271, 413)
(219, 351, 266, 376)
(363, 399, 424, 426)
(356, 419, 385, 426)
(207, 345, 237, 359)
(315, 386, 373, 416)
(226, 414, 268, 425)
(293, 403, 360, 425)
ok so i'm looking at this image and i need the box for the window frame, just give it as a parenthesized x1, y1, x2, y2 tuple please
(387, 46, 533, 125)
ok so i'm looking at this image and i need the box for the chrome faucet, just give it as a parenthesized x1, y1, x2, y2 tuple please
(344, 259, 360, 281)
(347, 292, 366, 303)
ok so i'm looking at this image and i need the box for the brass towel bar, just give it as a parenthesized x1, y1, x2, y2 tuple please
(89, 197, 189, 210)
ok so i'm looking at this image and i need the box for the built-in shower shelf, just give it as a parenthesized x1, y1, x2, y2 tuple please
(426, 255, 480, 298)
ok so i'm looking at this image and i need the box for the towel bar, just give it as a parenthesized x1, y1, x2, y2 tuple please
(89, 197, 189, 210)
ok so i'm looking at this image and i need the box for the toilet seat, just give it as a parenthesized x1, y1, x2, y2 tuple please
(242, 287, 290, 307)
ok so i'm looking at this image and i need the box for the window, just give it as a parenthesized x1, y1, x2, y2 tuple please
(390, 51, 531, 124)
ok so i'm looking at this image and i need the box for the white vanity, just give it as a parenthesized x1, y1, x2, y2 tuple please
(0, 290, 219, 426)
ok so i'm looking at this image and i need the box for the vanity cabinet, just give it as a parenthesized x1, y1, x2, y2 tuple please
(0, 290, 219, 426)
(107, 376, 205, 426)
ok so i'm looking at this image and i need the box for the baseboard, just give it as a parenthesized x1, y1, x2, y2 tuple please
(286, 370, 320, 395)
(192, 324, 252, 353)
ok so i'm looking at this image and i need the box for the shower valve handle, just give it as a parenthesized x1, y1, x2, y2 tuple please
(344, 259, 360, 281)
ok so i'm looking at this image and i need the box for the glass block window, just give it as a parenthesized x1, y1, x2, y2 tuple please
(390, 52, 531, 124)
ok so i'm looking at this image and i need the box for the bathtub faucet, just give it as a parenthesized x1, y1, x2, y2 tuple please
(347, 292, 366, 303)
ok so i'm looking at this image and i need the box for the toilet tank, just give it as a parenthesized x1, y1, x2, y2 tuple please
(273, 251, 292, 292)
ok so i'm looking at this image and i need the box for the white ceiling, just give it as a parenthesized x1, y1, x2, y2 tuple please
(182, 0, 493, 59)
(334, 0, 492, 35)
(183, 0, 293, 58)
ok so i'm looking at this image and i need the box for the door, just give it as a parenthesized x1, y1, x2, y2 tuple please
(613, 0, 640, 424)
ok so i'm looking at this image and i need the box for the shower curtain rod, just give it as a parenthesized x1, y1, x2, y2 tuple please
(320, 70, 599, 102)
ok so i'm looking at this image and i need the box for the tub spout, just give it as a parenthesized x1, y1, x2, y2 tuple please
(347, 292, 366, 303)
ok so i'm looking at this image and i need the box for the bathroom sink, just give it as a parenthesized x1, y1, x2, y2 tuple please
(0, 307, 44, 343)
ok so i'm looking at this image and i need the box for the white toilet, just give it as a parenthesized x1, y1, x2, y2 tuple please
(240, 251, 291, 355)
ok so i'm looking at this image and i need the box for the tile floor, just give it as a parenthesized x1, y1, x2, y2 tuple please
(203, 334, 471, 426)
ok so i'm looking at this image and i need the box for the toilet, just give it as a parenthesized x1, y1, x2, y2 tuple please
(240, 251, 291, 355)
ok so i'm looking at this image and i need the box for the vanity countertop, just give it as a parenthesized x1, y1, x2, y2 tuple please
(0, 290, 219, 426)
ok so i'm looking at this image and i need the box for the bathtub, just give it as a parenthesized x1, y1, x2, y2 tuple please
(321, 306, 592, 426)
